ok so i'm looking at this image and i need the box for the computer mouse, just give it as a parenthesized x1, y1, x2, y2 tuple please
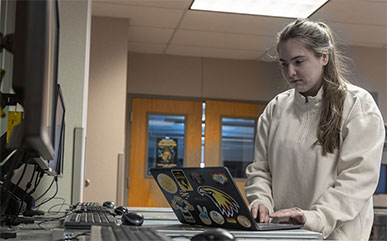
(191, 228, 235, 241)
(102, 201, 115, 209)
(121, 212, 144, 226)
(114, 206, 129, 215)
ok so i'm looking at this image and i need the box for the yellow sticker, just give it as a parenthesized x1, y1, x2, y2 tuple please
(7, 111, 23, 143)
(157, 173, 178, 194)
(172, 169, 193, 191)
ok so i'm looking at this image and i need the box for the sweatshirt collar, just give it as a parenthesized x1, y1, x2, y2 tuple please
(294, 87, 323, 111)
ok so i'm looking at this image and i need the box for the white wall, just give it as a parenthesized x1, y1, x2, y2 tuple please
(83, 16, 128, 204)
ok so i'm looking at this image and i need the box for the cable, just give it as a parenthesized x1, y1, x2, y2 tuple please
(9, 164, 37, 225)
(36, 212, 72, 231)
(35, 176, 58, 209)
(34, 176, 55, 203)
(47, 198, 70, 214)
(14, 162, 28, 188)
(28, 171, 44, 195)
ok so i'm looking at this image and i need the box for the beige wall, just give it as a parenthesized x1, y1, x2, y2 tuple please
(127, 52, 285, 101)
(347, 46, 387, 121)
(84, 16, 128, 203)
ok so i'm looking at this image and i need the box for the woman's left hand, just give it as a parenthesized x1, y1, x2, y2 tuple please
(270, 207, 306, 225)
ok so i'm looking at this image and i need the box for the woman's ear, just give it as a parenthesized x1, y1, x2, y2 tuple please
(322, 52, 329, 66)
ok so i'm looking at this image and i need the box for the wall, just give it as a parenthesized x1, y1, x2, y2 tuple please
(83, 16, 128, 204)
(347, 46, 387, 120)
(54, 0, 92, 207)
(127, 52, 285, 101)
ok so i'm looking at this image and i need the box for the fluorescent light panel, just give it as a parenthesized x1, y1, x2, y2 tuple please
(190, 0, 329, 19)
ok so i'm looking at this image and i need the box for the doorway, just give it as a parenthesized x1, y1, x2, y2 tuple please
(127, 97, 265, 207)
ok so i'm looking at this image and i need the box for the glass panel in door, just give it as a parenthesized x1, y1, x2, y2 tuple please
(221, 117, 255, 178)
(147, 114, 185, 175)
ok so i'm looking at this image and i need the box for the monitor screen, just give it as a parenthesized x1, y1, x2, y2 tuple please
(9, 0, 60, 163)
(48, 84, 65, 176)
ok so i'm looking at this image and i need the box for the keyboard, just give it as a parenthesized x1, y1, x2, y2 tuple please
(71, 202, 114, 214)
(64, 212, 119, 229)
(91, 225, 173, 241)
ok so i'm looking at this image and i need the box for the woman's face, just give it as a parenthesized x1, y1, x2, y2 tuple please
(278, 39, 328, 97)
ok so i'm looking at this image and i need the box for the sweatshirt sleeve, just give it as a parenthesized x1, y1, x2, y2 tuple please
(303, 111, 385, 238)
(244, 102, 275, 213)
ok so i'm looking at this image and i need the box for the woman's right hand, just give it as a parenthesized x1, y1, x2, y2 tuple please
(249, 203, 270, 223)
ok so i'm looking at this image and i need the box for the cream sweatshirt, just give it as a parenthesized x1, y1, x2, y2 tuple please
(245, 83, 385, 240)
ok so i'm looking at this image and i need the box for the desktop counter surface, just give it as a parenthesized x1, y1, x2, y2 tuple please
(122, 207, 323, 240)
(2, 207, 323, 240)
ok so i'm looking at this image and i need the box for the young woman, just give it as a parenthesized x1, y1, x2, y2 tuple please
(245, 19, 385, 240)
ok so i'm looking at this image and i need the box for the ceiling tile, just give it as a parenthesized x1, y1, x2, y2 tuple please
(171, 29, 276, 51)
(93, 0, 192, 10)
(328, 22, 387, 47)
(128, 42, 166, 54)
(180, 10, 292, 36)
(312, 0, 386, 26)
(128, 26, 174, 44)
(92, 2, 185, 27)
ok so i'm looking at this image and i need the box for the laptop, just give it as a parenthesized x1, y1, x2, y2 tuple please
(150, 167, 303, 231)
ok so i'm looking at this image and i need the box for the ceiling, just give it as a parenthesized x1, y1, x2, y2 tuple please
(92, 0, 387, 61)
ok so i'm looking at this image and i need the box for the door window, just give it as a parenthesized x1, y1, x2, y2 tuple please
(221, 117, 256, 178)
(147, 114, 185, 175)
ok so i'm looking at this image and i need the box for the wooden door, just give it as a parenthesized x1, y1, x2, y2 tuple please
(204, 100, 265, 202)
(128, 98, 202, 207)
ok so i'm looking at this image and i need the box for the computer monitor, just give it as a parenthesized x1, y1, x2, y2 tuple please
(47, 84, 65, 176)
(8, 0, 60, 164)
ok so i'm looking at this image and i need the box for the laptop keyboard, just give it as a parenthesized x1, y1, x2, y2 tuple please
(91, 225, 173, 241)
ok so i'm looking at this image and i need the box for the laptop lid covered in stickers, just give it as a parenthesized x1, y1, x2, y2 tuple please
(150, 167, 303, 231)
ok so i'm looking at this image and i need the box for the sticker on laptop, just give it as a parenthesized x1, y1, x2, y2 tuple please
(180, 191, 190, 199)
(171, 195, 195, 223)
(172, 169, 193, 191)
(197, 186, 240, 217)
(189, 172, 204, 185)
(210, 171, 228, 185)
(209, 210, 224, 225)
(157, 173, 177, 194)
(197, 205, 212, 225)
(237, 215, 252, 228)
(226, 217, 237, 224)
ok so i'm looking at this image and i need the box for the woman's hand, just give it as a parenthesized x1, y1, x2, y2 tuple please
(249, 203, 270, 223)
(270, 207, 306, 225)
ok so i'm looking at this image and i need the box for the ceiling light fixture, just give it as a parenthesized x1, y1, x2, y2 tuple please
(190, 0, 329, 19)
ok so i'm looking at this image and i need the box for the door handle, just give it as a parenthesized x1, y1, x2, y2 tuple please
(85, 178, 91, 187)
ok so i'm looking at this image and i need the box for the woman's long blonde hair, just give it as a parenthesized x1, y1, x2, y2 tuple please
(277, 19, 348, 155)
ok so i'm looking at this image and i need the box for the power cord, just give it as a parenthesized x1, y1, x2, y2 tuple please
(35, 176, 58, 209)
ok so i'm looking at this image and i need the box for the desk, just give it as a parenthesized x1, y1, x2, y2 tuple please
(1, 207, 323, 240)
(127, 207, 323, 240)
